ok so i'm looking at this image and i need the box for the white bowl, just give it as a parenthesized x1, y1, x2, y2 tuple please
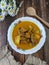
(7, 17, 46, 54)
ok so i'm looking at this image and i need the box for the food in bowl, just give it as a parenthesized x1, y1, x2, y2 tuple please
(7, 17, 46, 54)
(12, 21, 42, 50)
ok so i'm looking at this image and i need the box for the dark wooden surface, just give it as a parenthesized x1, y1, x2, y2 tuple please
(0, 0, 49, 65)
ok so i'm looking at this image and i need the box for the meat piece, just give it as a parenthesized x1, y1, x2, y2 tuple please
(19, 27, 28, 33)
(20, 40, 27, 44)
(18, 30, 25, 37)
(20, 36, 26, 41)
(25, 32, 30, 38)
(30, 34, 37, 46)
(31, 34, 34, 43)
(18, 27, 29, 37)
(31, 28, 36, 33)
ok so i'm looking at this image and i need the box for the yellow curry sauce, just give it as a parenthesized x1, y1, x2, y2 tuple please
(12, 21, 41, 50)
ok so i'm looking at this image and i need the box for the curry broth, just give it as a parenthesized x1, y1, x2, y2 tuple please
(12, 21, 41, 50)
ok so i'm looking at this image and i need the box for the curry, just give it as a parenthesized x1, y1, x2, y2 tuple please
(12, 21, 41, 50)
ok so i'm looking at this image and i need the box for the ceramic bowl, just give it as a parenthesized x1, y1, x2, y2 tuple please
(7, 17, 46, 54)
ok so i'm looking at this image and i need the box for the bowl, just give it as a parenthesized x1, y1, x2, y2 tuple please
(7, 17, 46, 54)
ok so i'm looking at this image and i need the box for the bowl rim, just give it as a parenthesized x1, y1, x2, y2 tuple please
(7, 17, 46, 54)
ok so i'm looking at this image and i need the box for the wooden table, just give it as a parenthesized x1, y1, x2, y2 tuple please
(0, 0, 49, 65)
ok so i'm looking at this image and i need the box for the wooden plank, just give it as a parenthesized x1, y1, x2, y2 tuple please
(45, 0, 49, 23)
(32, 0, 42, 17)
(12, 0, 25, 64)
(0, 20, 7, 48)
(0, 0, 24, 63)
(40, 0, 47, 21)
(24, 0, 32, 16)
(40, 0, 49, 65)
(24, 0, 32, 62)
(32, 0, 44, 60)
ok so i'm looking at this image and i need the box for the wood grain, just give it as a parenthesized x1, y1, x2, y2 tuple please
(40, 0, 49, 64)
(0, 20, 7, 48)
(24, 0, 32, 61)
(31, 0, 44, 60)
(0, 0, 49, 65)
(12, 0, 25, 64)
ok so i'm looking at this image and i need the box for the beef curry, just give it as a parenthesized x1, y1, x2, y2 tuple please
(12, 21, 41, 50)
